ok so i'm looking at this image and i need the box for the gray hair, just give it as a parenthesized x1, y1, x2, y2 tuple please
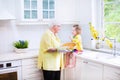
(48, 20, 61, 27)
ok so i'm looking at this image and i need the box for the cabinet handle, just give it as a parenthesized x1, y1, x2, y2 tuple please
(83, 61, 88, 64)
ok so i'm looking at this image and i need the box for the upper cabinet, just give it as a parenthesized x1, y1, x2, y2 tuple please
(23, 0, 38, 20)
(15, 0, 81, 24)
(0, 0, 92, 24)
(43, 0, 55, 19)
(0, 0, 16, 20)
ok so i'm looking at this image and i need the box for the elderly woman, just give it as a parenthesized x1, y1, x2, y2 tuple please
(37, 23, 64, 80)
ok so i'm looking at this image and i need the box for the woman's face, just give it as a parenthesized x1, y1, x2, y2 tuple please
(54, 25, 61, 33)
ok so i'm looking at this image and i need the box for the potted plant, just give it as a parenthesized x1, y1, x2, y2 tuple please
(13, 40, 29, 53)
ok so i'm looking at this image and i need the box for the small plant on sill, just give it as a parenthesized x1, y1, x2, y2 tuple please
(13, 40, 28, 49)
(13, 40, 29, 53)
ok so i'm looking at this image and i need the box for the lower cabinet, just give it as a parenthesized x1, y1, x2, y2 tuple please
(64, 58, 103, 80)
(80, 60, 103, 80)
(22, 57, 43, 80)
(104, 66, 120, 80)
(75, 58, 82, 80)
(64, 67, 76, 80)
(64, 58, 82, 80)
(21, 57, 120, 80)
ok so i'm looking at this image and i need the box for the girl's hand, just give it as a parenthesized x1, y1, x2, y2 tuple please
(69, 36, 73, 41)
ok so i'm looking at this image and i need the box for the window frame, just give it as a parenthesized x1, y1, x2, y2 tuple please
(42, 0, 55, 19)
(21, 0, 39, 21)
(99, 0, 120, 55)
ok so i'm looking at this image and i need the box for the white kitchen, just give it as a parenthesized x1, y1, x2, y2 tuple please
(0, 0, 120, 80)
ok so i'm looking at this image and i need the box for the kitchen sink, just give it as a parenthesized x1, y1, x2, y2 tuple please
(81, 51, 120, 65)
(94, 53, 120, 65)
(95, 53, 115, 60)
(79, 50, 120, 67)
(107, 57, 120, 65)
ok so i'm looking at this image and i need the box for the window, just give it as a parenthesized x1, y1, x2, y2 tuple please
(24, 0, 38, 19)
(104, 0, 120, 42)
(43, 0, 55, 19)
(103, 0, 120, 54)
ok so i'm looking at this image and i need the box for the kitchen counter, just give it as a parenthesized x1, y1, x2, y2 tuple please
(77, 50, 120, 69)
(0, 50, 39, 62)
(0, 49, 120, 69)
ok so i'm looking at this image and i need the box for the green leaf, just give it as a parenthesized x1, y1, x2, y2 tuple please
(13, 40, 29, 49)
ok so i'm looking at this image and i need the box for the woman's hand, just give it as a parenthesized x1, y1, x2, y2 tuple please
(46, 48, 57, 53)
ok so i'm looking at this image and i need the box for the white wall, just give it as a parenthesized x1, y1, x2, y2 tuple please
(56, 0, 95, 49)
(78, 0, 93, 49)
(0, 21, 72, 53)
(0, 0, 99, 53)
(56, 0, 76, 21)
(79, 0, 102, 49)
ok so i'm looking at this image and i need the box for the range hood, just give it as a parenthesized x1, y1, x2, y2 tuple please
(0, 10, 16, 20)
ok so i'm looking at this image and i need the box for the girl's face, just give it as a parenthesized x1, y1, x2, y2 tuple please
(72, 28, 77, 36)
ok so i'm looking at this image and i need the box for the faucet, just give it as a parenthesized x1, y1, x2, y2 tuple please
(108, 38, 117, 56)
(91, 37, 117, 57)
(112, 39, 116, 56)
(99, 37, 117, 56)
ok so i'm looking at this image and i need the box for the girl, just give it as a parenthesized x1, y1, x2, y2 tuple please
(65, 24, 83, 68)
(72, 24, 83, 53)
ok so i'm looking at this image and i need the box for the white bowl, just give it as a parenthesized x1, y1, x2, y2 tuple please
(14, 48, 28, 53)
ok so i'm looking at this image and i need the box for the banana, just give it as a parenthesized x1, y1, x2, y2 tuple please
(89, 22, 99, 40)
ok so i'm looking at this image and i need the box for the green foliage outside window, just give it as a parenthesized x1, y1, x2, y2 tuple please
(104, 0, 120, 42)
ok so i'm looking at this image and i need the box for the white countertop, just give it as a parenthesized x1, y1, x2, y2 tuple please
(77, 50, 120, 69)
(0, 49, 120, 69)
(0, 50, 39, 62)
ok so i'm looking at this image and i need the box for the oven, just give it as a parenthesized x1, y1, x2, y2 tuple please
(0, 60, 22, 80)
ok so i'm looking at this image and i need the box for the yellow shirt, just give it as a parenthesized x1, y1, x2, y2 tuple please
(72, 35, 83, 51)
(37, 29, 64, 71)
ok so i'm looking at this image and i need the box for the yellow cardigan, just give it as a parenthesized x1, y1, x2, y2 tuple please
(72, 35, 83, 51)
(37, 30, 64, 71)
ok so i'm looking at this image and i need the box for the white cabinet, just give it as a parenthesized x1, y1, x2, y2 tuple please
(80, 60, 103, 80)
(104, 66, 120, 80)
(64, 67, 76, 80)
(75, 58, 82, 80)
(64, 58, 82, 80)
(22, 57, 43, 80)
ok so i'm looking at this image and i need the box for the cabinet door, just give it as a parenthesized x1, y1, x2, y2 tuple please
(104, 66, 120, 80)
(64, 67, 76, 80)
(75, 58, 82, 80)
(64, 58, 82, 80)
(80, 60, 103, 80)
(22, 58, 43, 80)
